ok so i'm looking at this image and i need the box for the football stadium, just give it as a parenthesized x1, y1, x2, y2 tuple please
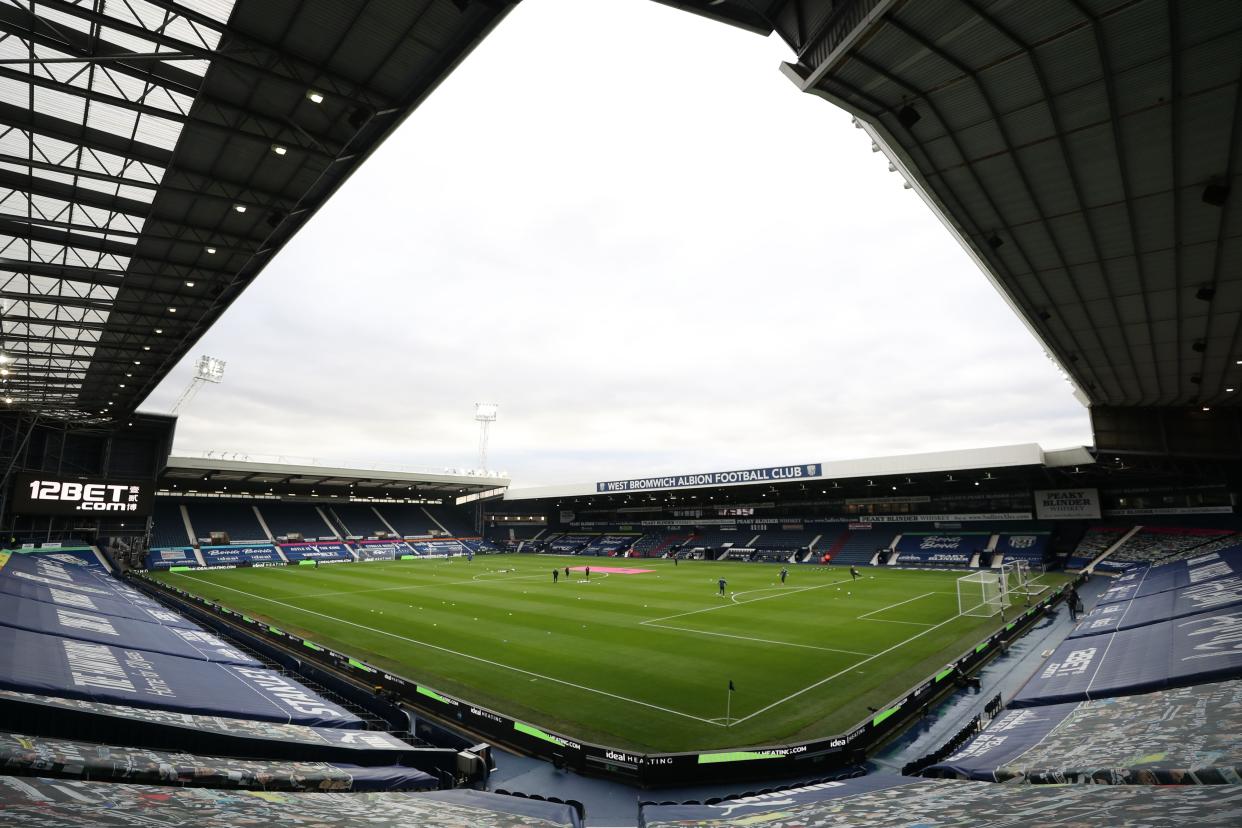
(0, 1, 1240, 826)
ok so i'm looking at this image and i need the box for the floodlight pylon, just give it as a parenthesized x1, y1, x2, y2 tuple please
(171, 356, 226, 416)
(475, 402, 498, 473)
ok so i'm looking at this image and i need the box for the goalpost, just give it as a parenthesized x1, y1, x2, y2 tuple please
(957, 570, 1010, 617)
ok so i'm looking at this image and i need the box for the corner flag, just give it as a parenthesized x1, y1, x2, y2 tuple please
(728, 680, 735, 692)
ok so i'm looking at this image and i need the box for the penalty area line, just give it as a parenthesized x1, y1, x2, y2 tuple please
(170, 573, 724, 728)
(728, 611, 965, 727)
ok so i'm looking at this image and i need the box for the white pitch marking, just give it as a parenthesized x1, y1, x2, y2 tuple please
(856, 591, 936, 620)
(728, 612, 966, 727)
(642, 581, 844, 625)
(645, 623, 874, 657)
(297, 572, 546, 599)
(171, 573, 723, 727)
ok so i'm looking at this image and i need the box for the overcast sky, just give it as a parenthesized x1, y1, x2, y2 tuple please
(141, 0, 1092, 488)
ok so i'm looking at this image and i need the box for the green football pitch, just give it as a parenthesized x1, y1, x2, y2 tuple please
(150, 555, 1065, 752)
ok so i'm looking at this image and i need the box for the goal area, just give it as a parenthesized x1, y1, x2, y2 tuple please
(957, 570, 1009, 618)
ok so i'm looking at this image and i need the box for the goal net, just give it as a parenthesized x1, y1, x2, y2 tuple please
(957, 570, 1010, 617)
(1002, 560, 1048, 604)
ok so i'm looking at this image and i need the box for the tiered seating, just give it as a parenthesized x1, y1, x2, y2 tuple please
(184, 499, 268, 543)
(683, 528, 751, 551)
(631, 532, 689, 558)
(1108, 526, 1236, 566)
(380, 503, 441, 537)
(1013, 549, 1242, 708)
(888, 525, 985, 567)
(994, 530, 1051, 565)
(329, 503, 390, 538)
(580, 533, 640, 556)
(829, 528, 896, 565)
(424, 504, 476, 537)
(0, 779, 584, 827)
(640, 776, 1242, 826)
(750, 529, 819, 550)
(920, 547, 1242, 793)
(548, 533, 596, 553)
(1065, 526, 1129, 569)
(1154, 531, 1242, 565)
(258, 501, 337, 540)
(0, 550, 458, 798)
(150, 499, 191, 548)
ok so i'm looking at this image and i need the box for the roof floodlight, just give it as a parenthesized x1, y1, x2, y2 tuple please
(272, 144, 288, 155)
(307, 90, 325, 104)
(233, 204, 247, 213)
(185, 281, 196, 287)
(205, 247, 217, 255)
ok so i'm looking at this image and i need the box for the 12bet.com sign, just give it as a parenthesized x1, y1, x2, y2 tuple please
(12, 473, 153, 516)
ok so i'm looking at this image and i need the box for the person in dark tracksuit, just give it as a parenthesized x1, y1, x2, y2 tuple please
(850, 565, 860, 581)
(553, 569, 559, 583)
(585, 566, 590, 580)
(718, 577, 727, 596)
(780, 567, 788, 584)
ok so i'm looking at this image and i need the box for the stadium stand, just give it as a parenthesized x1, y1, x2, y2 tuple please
(0, 778, 584, 827)
(259, 501, 339, 540)
(151, 499, 193, 549)
(0, 551, 361, 728)
(828, 527, 896, 566)
(379, 503, 442, 537)
(993, 531, 1051, 566)
(580, 533, 640, 556)
(548, 533, 596, 554)
(424, 504, 477, 537)
(639, 775, 1242, 826)
(924, 679, 1242, 784)
(1011, 548, 1242, 708)
(632, 532, 689, 558)
(683, 528, 752, 552)
(184, 499, 268, 543)
(1065, 526, 1130, 570)
(891, 529, 989, 567)
(0, 732, 436, 791)
(329, 504, 393, 538)
(1106, 525, 1237, 566)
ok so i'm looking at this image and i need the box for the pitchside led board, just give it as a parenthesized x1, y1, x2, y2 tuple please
(11, 473, 154, 517)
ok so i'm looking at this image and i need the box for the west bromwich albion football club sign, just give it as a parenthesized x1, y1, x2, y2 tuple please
(597, 464, 823, 493)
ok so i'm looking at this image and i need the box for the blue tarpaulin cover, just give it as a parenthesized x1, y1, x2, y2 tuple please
(0, 624, 362, 728)
(1070, 574, 1242, 638)
(0, 593, 261, 665)
(1011, 606, 1242, 707)
(1096, 548, 1242, 606)
(925, 680, 1242, 783)
(0, 577, 201, 629)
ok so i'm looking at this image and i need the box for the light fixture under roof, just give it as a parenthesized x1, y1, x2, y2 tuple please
(306, 90, 324, 104)
(1203, 406, 1212, 412)
(233, 204, 247, 213)
(272, 144, 288, 155)
(168, 307, 177, 313)
(185, 281, 196, 288)
(154, 328, 163, 334)
(142, 346, 150, 351)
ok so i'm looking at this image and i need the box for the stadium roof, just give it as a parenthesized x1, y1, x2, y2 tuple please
(161, 453, 508, 500)
(659, 1, 1241, 411)
(0, 0, 516, 421)
(770, 0, 1242, 410)
(502, 443, 1095, 501)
